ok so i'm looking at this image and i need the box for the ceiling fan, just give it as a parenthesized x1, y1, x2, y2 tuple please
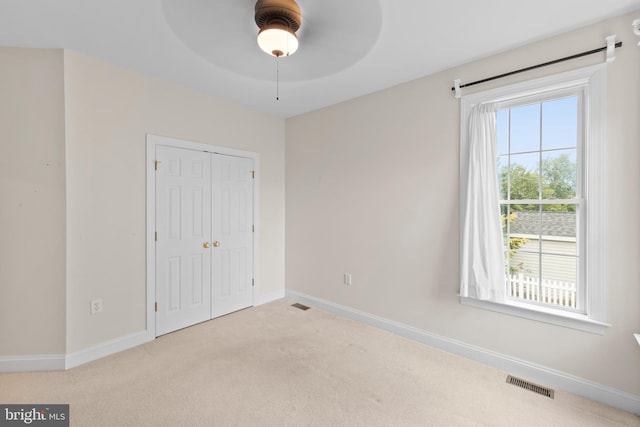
(254, 0, 302, 58)
(161, 0, 381, 82)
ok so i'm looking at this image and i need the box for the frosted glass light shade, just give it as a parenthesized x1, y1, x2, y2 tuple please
(257, 27, 298, 57)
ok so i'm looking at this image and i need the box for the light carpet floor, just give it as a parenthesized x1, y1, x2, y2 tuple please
(1, 298, 638, 426)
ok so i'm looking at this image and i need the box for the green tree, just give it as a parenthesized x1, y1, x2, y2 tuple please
(541, 154, 576, 211)
(499, 154, 576, 212)
(500, 164, 540, 212)
(501, 212, 528, 274)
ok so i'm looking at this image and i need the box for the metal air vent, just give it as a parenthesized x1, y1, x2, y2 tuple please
(506, 375, 555, 399)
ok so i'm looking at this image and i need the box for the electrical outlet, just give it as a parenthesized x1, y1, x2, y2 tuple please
(90, 299, 103, 315)
(344, 273, 352, 286)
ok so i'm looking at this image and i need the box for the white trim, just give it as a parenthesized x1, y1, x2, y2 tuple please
(510, 233, 576, 243)
(146, 134, 260, 340)
(635, 333, 640, 347)
(0, 354, 66, 373)
(0, 333, 150, 374)
(65, 331, 150, 370)
(146, 139, 156, 342)
(460, 64, 605, 107)
(460, 296, 609, 334)
(460, 64, 608, 327)
(254, 289, 285, 306)
(285, 290, 640, 415)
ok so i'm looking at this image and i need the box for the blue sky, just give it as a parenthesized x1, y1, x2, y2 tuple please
(497, 96, 578, 172)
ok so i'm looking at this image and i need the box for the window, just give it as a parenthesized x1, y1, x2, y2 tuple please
(459, 65, 608, 334)
(499, 94, 582, 311)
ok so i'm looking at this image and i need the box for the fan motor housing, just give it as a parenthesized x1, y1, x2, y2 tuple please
(255, 0, 301, 32)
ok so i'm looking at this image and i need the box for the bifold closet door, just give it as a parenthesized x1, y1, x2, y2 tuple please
(155, 147, 254, 336)
(211, 154, 254, 318)
(155, 146, 212, 336)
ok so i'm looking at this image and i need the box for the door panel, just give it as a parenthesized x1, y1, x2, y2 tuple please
(156, 146, 212, 336)
(212, 154, 254, 318)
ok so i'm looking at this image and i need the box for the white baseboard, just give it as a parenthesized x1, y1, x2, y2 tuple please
(65, 330, 151, 370)
(255, 289, 285, 306)
(0, 292, 283, 374)
(1, 287, 284, 373)
(0, 354, 66, 372)
(0, 332, 150, 373)
(285, 289, 640, 415)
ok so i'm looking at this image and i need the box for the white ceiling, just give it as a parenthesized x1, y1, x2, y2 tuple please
(0, 0, 638, 117)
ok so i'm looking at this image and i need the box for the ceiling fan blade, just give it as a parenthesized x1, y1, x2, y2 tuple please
(161, 0, 382, 82)
(162, 0, 256, 54)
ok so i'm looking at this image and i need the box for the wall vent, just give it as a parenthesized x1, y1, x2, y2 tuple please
(506, 375, 554, 399)
(291, 303, 310, 311)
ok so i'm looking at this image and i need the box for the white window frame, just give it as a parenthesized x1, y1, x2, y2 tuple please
(459, 64, 609, 334)
(499, 89, 584, 312)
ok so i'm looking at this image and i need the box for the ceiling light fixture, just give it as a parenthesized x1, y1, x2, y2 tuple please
(255, 0, 301, 58)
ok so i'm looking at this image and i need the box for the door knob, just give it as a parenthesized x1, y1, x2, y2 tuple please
(203, 242, 211, 249)
(213, 241, 221, 247)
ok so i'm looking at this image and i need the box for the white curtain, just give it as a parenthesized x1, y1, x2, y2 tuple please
(460, 103, 506, 302)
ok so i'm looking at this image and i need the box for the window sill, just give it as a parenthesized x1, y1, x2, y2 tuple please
(459, 296, 610, 335)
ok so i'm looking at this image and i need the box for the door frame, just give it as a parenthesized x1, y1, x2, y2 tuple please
(146, 134, 260, 340)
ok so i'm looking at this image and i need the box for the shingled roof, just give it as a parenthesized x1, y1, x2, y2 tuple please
(508, 211, 576, 238)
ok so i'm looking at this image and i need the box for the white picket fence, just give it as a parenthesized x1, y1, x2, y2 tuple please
(508, 273, 577, 308)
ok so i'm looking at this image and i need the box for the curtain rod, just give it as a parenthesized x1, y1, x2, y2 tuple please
(451, 40, 622, 94)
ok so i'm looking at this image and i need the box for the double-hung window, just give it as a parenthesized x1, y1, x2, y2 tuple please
(499, 93, 582, 310)
(459, 64, 608, 334)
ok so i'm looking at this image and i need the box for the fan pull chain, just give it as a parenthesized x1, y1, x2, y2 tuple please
(275, 55, 280, 101)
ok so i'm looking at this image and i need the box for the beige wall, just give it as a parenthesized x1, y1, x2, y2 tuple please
(1, 10, 637, 400)
(1, 48, 285, 358)
(286, 10, 640, 395)
(63, 51, 285, 353)
(0, 47, 67, 355)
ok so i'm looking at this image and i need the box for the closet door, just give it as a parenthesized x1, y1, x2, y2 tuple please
(211, 154, 254, 318)
(155, 146, 212, 336)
